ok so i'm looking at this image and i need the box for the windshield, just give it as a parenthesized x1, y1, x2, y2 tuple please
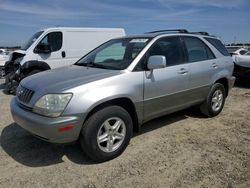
(76, 38, 151, 70)
(21, 31, 44, 50)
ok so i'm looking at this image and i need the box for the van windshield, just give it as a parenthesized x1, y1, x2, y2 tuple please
(76, 38, 151, 70)
(21, 31, 44, 51)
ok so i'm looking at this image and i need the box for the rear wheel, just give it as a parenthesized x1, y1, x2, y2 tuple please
(200, 83, 226, 117)
(80, 106, 133, 162)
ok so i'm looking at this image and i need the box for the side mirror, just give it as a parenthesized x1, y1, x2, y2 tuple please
(34, 43, 51, 54)
(147, 55, 167, 70)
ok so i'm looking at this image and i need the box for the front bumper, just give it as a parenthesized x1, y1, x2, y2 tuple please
(10, 98, 84, 143)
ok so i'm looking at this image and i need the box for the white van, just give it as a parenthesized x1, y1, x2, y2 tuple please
(4, 27, 125, 92)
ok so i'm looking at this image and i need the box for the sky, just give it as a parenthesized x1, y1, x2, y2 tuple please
(0, 0, 249, 46)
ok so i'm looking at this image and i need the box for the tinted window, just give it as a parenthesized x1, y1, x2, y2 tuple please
(239, 50, 247, 55)
(39, 32, 62, 52)
(148, 36, 185, 66)
(183, 36, 215, 62)
(204, 37, 230, 56)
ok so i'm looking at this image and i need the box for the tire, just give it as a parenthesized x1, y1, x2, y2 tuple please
(200, 83, 226, 117)
(28, 70, 41, 76)
(80, 105, 133, 162)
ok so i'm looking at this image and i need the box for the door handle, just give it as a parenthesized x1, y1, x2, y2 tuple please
(178, 68, 188, 74)
(61, 51, 66, 58)
(212, 63, 218, 68)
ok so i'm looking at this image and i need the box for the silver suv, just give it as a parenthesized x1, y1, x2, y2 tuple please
(11, 29, 235, 162)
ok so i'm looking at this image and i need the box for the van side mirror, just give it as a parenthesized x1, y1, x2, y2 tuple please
(34, 43, 52, 54)
(147, 55, 167, 70)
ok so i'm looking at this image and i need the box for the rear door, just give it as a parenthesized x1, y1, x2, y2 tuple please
(143, 36, 190, 121)
(181, 36, 216, 102)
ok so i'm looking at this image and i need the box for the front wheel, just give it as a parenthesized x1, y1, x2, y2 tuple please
(80, 106, 133, 162)
(28, 69, 41, 76)
(200, 83, 226, 117)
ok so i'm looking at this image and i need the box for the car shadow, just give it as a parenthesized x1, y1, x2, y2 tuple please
(0, 123, 96, 167)
(0, 108, 202, 167)
(234, 76, 250, 88)
(0, 81, 5, 90)
(134, 108, 202, 136)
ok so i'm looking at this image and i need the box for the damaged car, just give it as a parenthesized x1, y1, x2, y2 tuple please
(4, 27, 125, 93)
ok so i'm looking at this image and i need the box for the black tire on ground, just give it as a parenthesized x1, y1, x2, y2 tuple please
(4, 73, 18, 95)
(80, 105, 133, 162)
(28, 70, 41, 76)
(200, 83, 226, 117)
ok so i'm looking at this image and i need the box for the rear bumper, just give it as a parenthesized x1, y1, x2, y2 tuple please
(228, 76, 236, 90)
(10, 98, 84, 143)
(233, 64, 250, 77)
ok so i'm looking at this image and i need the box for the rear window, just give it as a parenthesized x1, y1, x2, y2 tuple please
(204, 37, 230, 56)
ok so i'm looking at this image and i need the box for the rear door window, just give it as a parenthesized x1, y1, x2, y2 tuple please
(183, 36, 215, 62)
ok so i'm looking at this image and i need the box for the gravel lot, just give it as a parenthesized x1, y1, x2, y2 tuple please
(0, 78, 249, 188)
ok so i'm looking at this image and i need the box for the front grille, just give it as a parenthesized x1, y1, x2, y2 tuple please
(17, 86, 34, 104)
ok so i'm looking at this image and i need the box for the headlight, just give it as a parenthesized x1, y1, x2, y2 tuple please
(33, 93, 72, 117)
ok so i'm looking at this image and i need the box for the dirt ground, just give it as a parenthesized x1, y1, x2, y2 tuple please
(0, 78, 249, 188)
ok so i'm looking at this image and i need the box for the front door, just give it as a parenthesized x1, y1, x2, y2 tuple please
(143, 36, 190, 121)
(36, 31, 67, 69)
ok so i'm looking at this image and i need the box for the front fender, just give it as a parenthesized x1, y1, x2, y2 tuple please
(62, 71, 144, 125)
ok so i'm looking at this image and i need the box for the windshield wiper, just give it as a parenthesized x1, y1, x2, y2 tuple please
(78, 62, 109, 69)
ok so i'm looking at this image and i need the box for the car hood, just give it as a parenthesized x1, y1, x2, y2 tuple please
(21, 65, 122, 93)
(13, 50, 26, 55)
(10, 50, 26, 62)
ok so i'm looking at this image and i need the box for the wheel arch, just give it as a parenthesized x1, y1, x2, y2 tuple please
(83, 97, 140, 133)
(22, 60, 51, 74)
(214, 78, 229, 97)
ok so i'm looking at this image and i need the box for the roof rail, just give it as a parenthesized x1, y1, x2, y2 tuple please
(145, 29, 214, 37)
(145, 29, 188, 34)
(189, 32, 209, 36)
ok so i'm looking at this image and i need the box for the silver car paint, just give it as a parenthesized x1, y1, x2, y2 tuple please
(11, 33, 235, 143)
